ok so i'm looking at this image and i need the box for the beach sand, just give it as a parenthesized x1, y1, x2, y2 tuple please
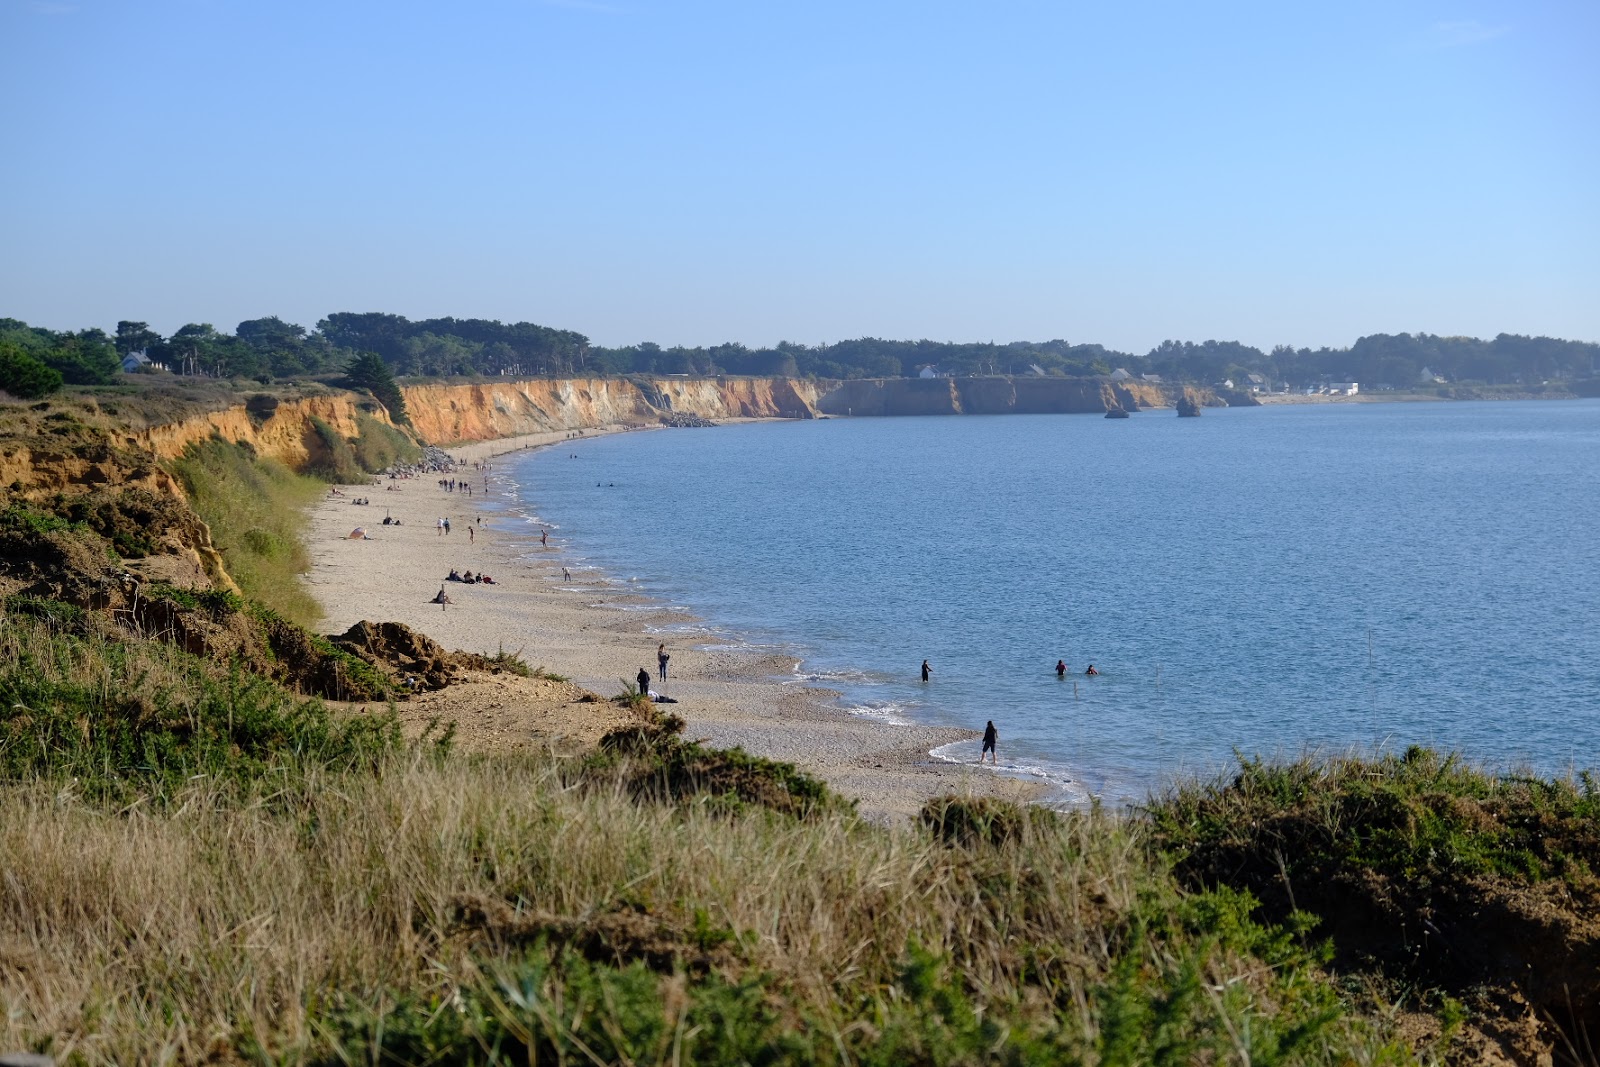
(304, 425, 1045, 821)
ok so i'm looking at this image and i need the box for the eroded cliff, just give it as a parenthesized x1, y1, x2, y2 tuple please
(399, 377, 822, 444)
(812, 377, 1186, 417)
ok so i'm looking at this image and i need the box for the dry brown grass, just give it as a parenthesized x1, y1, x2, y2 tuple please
(0, 748, 1414, 1065)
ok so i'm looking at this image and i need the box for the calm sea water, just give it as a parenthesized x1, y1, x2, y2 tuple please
(507, 400, 1600, 805)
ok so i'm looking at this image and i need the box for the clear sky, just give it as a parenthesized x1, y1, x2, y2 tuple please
(3, 0, 1596, 353)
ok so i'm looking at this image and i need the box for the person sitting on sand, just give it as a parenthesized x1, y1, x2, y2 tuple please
(447, 569, 462, 582)
(430, 587, 451, 609)
(1084, 664, 1098, 676)
(1055, 659, 1067, 678)
(480, 574, 495, 584)
(980, 721, 998, 764)
(463, 570, 475, 583)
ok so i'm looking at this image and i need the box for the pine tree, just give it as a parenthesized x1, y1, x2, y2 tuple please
(342, 352, 410, 426)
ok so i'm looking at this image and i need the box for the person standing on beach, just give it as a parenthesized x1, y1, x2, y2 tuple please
(921, 659, 931, 682)
(563, 567, 571, 582)
(637, 666, 652, 697)
(468, 526, 474, 544)
(657, 643, 670, 682)
(541, 528, 549, 547)
(443, 517, 451, 535)
(980, 721, 997, 764)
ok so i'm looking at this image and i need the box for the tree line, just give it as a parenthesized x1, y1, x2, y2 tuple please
(3, 311, 1597, 404)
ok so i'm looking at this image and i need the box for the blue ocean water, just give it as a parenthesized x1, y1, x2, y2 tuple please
(508, 400, 1600, 805)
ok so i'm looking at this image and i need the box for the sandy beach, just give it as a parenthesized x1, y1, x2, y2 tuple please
(304, 424, 1045, 820)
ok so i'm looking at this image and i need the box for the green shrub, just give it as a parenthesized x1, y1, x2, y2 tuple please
(0, 617, 399, 801)
(168, 437, 326, 626)
(0, 339, 63, 398)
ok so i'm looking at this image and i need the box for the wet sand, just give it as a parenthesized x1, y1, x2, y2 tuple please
(304, 425, 1045, 821)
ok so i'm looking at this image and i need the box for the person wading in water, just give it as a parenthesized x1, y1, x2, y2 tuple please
(980, 720, 998, 764)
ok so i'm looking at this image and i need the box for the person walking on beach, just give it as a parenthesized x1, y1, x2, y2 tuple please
(980, 720, 998, 764)
(436, 517, 444, 537)
(1055, 659, 1067, 679)
(920, 659, 932, 682)
(541, 528, 549, 547)
(657, 643, 670, 682)
(636, 666, 652, 697)
(443, 517, 451, 535)
(468, 525, 474, 544)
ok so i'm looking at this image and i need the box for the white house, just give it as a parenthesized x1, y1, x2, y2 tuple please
(1110, 368, 1133, 382)
(120, 352, 152, 373)
(1328, 381, 1360, 395)
(1419, 366, 1447, 384)
(918, 365, 939, 379)
(1246, 373, 1266, 392)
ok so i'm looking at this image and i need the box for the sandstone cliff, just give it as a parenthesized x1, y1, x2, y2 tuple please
(813, 377, 1184, 417)
(399, 377, 822, 444)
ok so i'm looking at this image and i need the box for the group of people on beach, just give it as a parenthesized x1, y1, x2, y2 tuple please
(438, 478, 473, 496)
(445, 569, 496, 585)
(916, 658, 1100, 765)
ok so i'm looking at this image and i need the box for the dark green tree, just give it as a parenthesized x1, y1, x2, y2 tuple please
(0, 340, 64, 398)
(115, 321, 162, 359)
(343, 352, 410, 426)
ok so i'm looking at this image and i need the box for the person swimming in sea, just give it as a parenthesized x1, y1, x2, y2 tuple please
(1084, 664, 1098, 676)
(1055, 659, 1067, 678)
(980, 720, 997, 764)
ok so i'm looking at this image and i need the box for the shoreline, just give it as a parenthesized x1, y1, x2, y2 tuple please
(304, 422, 1047, 821)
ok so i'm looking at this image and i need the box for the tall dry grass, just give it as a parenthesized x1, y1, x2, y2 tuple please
(0, 750, 1414, 1065)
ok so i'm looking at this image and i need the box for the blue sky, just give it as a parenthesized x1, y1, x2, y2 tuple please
(2, 0, 1595, 352)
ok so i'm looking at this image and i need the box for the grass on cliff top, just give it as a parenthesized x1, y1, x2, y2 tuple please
(0, 614, 1422, 1066)
(168, 436, 328, 627)
(1150, 746, 1600, 889)
(0, 613, 400, 802)
(0, 753, 1415, 1065)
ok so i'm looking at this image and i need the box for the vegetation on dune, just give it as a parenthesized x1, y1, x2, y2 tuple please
(0, 613, 1415, 1064)
(1150, 748, 1600, 1060)
(0, 614, 399, 802)
(167, 436, 330, 626)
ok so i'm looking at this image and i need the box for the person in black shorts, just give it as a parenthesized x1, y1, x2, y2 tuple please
(980, 721, 997, 764)
(636, 667, 652, 696)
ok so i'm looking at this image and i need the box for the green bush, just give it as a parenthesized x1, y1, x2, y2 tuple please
(0, 617, 399, 801)
(0, 340, 63, 398)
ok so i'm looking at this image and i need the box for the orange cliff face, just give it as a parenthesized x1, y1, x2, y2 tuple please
(131, 394, 395, 466)
(400, 377, 824, 444)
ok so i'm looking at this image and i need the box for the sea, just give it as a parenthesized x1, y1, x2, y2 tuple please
(503, 399, 1600, 807)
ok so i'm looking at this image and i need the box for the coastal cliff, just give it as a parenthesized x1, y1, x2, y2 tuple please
(813, 376, 1187, 416)
(131, 393, 396, 464)
(399, 376, 822, 444)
